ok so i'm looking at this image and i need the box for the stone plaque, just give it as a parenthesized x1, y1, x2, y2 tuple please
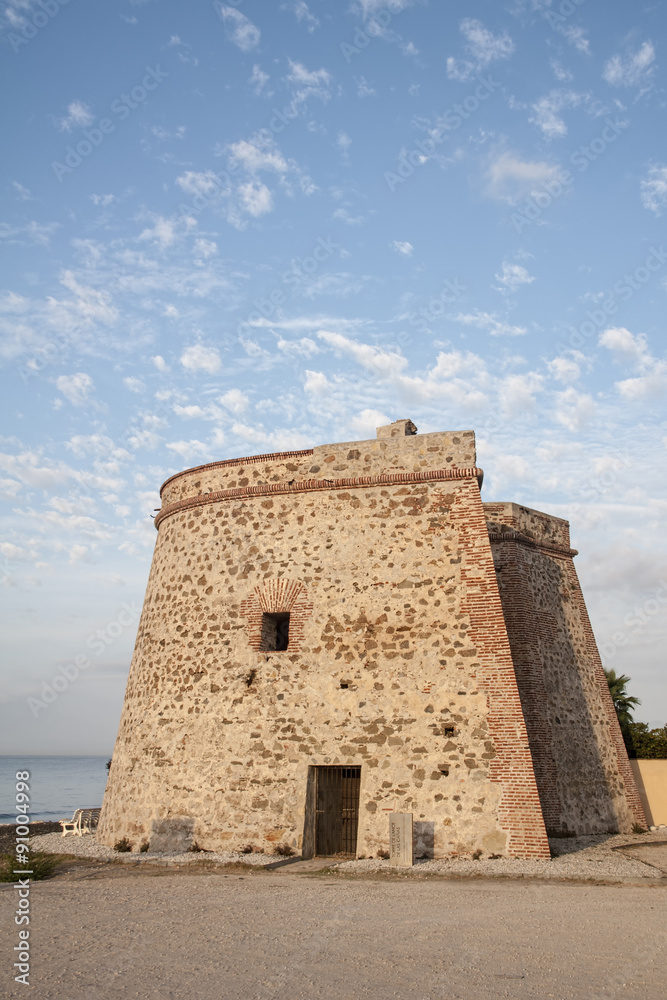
(389, 812, 413, 867)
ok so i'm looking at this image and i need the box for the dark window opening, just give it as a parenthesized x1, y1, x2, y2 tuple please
(443, 725, 456, 736)
(260, 612, 290, 651)
(340, 681, 349, 689)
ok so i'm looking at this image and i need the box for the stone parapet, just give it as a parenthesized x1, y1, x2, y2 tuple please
(160, 430, 477, 505)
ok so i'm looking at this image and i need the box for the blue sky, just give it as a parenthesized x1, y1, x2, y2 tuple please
(1, 0, 666, 754)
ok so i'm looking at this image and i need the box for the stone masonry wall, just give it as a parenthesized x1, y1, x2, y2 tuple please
(484, 501, 646, 835)
(159, 430, 477, 506)
(99, 431, 549, 858)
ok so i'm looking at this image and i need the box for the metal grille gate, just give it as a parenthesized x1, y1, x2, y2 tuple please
(315, 766, 361, 857)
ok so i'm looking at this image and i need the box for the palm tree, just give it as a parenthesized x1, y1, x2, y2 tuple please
(604, 669, 641, 726)
(604, 669, 641, 754)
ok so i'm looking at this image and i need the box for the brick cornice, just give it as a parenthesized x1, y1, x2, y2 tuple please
(488, 530, 578, 560)
(159, 449, 315, 496)
(155, 466, 484, 530)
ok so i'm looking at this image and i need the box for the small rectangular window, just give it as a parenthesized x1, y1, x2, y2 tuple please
(260, 612, 290, 651)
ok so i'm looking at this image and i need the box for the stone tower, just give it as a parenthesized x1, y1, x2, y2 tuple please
(98, 421, 645, 857)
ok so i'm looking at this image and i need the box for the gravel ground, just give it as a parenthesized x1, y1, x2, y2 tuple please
(27, 828, 667, 880)
(28, 831, 278, 867)
(336, 831, 667, 880)
(1, 871, 665, 999)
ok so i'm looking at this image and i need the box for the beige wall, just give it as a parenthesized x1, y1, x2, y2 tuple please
(630, 760, 667, 826)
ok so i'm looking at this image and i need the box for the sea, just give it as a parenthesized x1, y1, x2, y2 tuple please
(0, 756, 110, 823)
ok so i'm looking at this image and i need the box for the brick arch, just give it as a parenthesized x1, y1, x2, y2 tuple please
(240, 580, 314, 652)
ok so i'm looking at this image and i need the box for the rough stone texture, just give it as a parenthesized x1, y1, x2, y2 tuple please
(485, 502, 646, 835)
(99, 425, 643, 859)
(148, 816, 195, 853)
(376, 418, 418, 438)
(158, 429, 477, 506)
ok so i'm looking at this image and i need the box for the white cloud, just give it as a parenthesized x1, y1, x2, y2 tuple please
(353, 0, 413, 16)
(176, 170, 226, 199)
(337, 132, 352, 152)
(180, 344, 222, 374)
(216, 5, 260, 52)
(57, 270, 118, 326)
(617, 365, 667, 401)
(150, 124, 186, 142)
(0, 450, 77, 490)
(284, 1, 319, 31)
(277, 337, 319, 357)
(0, 221, 59, 246)
(217, 134, 315, 223)
(249, 64, 270, 96)
(548, 355, 582, 384)
(499, 373, 544, 417)
(485, 152, 564, 203)
(56, 372, 94, 406)
(640, 165, 667, 216)
(193, 238, 218, 261)
(447, 18, 514, 82)
(303, 370, 330, 395)
(65, 434, 130, 461)
(494, 262, 535, 293)
(332, 207, 365, 226)
(599, 327, 651, 367)
(173, 404, 207, 420)
(285, 60, 332, 104)
(300, 273, 370, 299)
(317, 330, 407, 374)
(431, 350, 484, 380)
(91, 194, 114, 207)
(137, 216, 176, 250)
(238, 181, 273, 216)
(603, 41, 656, 88)
(152, 355, 170, 372)
(599, 328, 667, 400)
(391, 240, 414, 256)
(615, 365, 667, 400)
(348, 408, 391, 438)
(452, 310, 527, 337)
(166, 440, 210, 461)
(57, 100, 94, 132)
(228, 137, 289, 174)
(127, 429, 161, 451)
(123, 376, 145, 393)
(554, 388, 596, 432)
(357, 77, 377, 98)
(529, 90, 588, 139)
(12, 181, 32, 200)
(562, 26, 590, 54)
(0, 541, 27, 560)
(219, 388, 249, 414)
(550, 60, 573, 83)
(0, 479, 22, 499)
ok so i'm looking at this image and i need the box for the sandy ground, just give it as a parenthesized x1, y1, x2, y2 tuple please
(1, 867, 666, 999)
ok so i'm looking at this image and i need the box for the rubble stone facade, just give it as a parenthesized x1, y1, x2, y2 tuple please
(98, 421, 645, 858)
